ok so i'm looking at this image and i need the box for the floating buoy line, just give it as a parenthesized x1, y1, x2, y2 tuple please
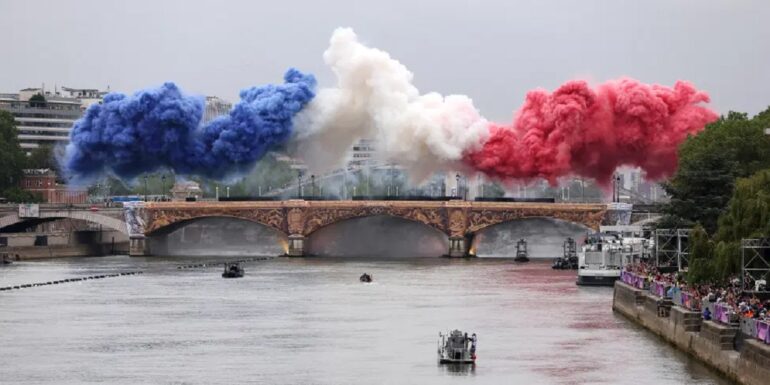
(1, 256, 276, 292)
(175, 256, 275, 270)
(0, 271, 143, 292)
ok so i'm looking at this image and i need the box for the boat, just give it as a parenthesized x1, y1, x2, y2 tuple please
(576, 232, 625, 286)
(438, 330, 477, 364)
(222, 263, 244, 278)
(359, 273, 373, 282)
(513, 239, 529, 262)
(552, 238, 578, 270)
(576, 225, 655, 286)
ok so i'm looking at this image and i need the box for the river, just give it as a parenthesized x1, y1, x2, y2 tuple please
(0, 256, 732, 384)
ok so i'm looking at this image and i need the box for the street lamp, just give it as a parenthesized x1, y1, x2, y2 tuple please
(143, 175, 148, 202)
(161, 175, 166, 201)
(612, 174, 621, 203)
(311, 174, 316, 197)
(297, 170, 303, 198)
(226, 186, 230, 198)
(455, 174, 461, 199)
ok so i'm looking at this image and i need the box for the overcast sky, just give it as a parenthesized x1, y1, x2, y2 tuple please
(1, 0, 768, 120)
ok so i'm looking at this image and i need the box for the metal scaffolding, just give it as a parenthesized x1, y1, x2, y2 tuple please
(741, 238, 770, 293)
(655, 229, 691, 271)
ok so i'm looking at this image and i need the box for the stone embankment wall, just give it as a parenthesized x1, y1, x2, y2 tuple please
(2, 231, 129, 260)
(613, 281, 770, 385)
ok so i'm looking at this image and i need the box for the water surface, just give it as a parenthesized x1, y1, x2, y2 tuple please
(0, 256, 732, 384)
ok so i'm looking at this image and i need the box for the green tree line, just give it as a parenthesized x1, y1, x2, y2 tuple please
(660, 107, 770, 283)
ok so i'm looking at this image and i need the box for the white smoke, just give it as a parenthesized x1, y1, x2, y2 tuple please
(291, 28, 489, 181)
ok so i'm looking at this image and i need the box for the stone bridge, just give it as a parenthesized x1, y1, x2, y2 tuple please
(133, 200, 615, 257)
(1, 201, 643, 257)
(0, 205, 127, 235)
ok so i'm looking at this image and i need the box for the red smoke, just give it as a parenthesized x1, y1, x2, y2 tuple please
(464, 79, 718, 186)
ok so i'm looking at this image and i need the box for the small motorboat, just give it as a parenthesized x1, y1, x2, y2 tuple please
(359, 273, 373, 283)
(222, 263, 244, 278)
(438, 330, 477, 364)
(552, 238, 578, 270)
(513, 239, 529, 262)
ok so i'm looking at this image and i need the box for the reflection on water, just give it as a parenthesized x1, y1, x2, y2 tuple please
(0, 256, 732, 385)
(440, 363, 476, 376)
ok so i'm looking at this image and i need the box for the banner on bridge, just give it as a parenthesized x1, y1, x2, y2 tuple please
(18, 204, 39, 218)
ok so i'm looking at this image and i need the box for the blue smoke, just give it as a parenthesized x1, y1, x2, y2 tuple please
(63, 68, 316, 182)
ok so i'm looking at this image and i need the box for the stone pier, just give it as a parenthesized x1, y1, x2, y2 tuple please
(286, 235, 305, 257)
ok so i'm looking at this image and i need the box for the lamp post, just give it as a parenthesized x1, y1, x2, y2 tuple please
(143, 175, 148, 202)
(297, 170, 303, 198)
(311, 174, 316, 197)
(161, 175, 166, 201)
(455, 174, 461, 199)
(613, 174, 622, 203)
(215, 186, 219, 201)
(226, 186, 230, 198)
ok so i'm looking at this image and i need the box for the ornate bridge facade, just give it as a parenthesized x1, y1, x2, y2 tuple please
(133, 200, 611, 257)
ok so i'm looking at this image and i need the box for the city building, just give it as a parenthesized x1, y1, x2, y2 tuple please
(0, 85, 107, 151)
(19, 169, 88, 204)
(202, 96, 232, 124)
(170, 181, 203, 201)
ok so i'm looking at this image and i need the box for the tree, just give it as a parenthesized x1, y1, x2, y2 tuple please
(0, 110, 27, 195)
(685, 169, 770, 283)
(686, 224, 715, 284)
(27, 145, 56, 170)
(2, 186, 41, 203)
(662, 109, 770, 233)
(29, 93, 46, 108)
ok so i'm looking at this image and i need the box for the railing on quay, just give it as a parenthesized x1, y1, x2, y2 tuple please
(620, 270, 648, 289)
(620, 267, 770, 345)
(649, 280, 671, 298)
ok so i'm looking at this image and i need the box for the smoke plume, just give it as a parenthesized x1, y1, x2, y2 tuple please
(463, 79, 718, 185)
(63, 69, 315, 182)
(62, 27, 717, 188)
(291, 28, 489, 180)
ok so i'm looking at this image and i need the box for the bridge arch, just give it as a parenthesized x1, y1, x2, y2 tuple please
(144, 209, 287, 237)
(303, 208, 448, 238)
(470, 217, 591, 258)
(0, 211, 129, 235)
(465, 207, 605, 236)
(145, 216, 288, 256)
(305, 214, 449, 257)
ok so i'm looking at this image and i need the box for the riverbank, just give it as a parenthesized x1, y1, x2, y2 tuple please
(2, 243, 129, 260)
(613, 281, 770, 385)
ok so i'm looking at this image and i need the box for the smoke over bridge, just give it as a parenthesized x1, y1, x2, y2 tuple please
(61, 28, 718, 187)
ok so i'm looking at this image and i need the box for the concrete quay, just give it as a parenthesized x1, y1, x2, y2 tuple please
(613, 281, 770, 385)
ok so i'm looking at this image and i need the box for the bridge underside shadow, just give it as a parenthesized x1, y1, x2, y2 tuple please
(146, 217, 287, 257)
(472, 217, 590, 259)
(306, 215, 449, 258)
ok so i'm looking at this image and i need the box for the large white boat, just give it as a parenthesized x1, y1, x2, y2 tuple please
(576, 226, 653, 286)
(577, 226, 653, 286)
(576, 232, 623, 286)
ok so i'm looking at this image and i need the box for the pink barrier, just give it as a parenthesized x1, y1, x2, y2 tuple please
(620, 271, 646, 289)
(756, 321, 770, 344)
(650, 281, 670, 297)
(680, 291, 700, 311)
(714, 303, 732, 324)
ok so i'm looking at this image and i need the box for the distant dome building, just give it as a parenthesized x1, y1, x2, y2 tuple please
(170, 181, 203, 201)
